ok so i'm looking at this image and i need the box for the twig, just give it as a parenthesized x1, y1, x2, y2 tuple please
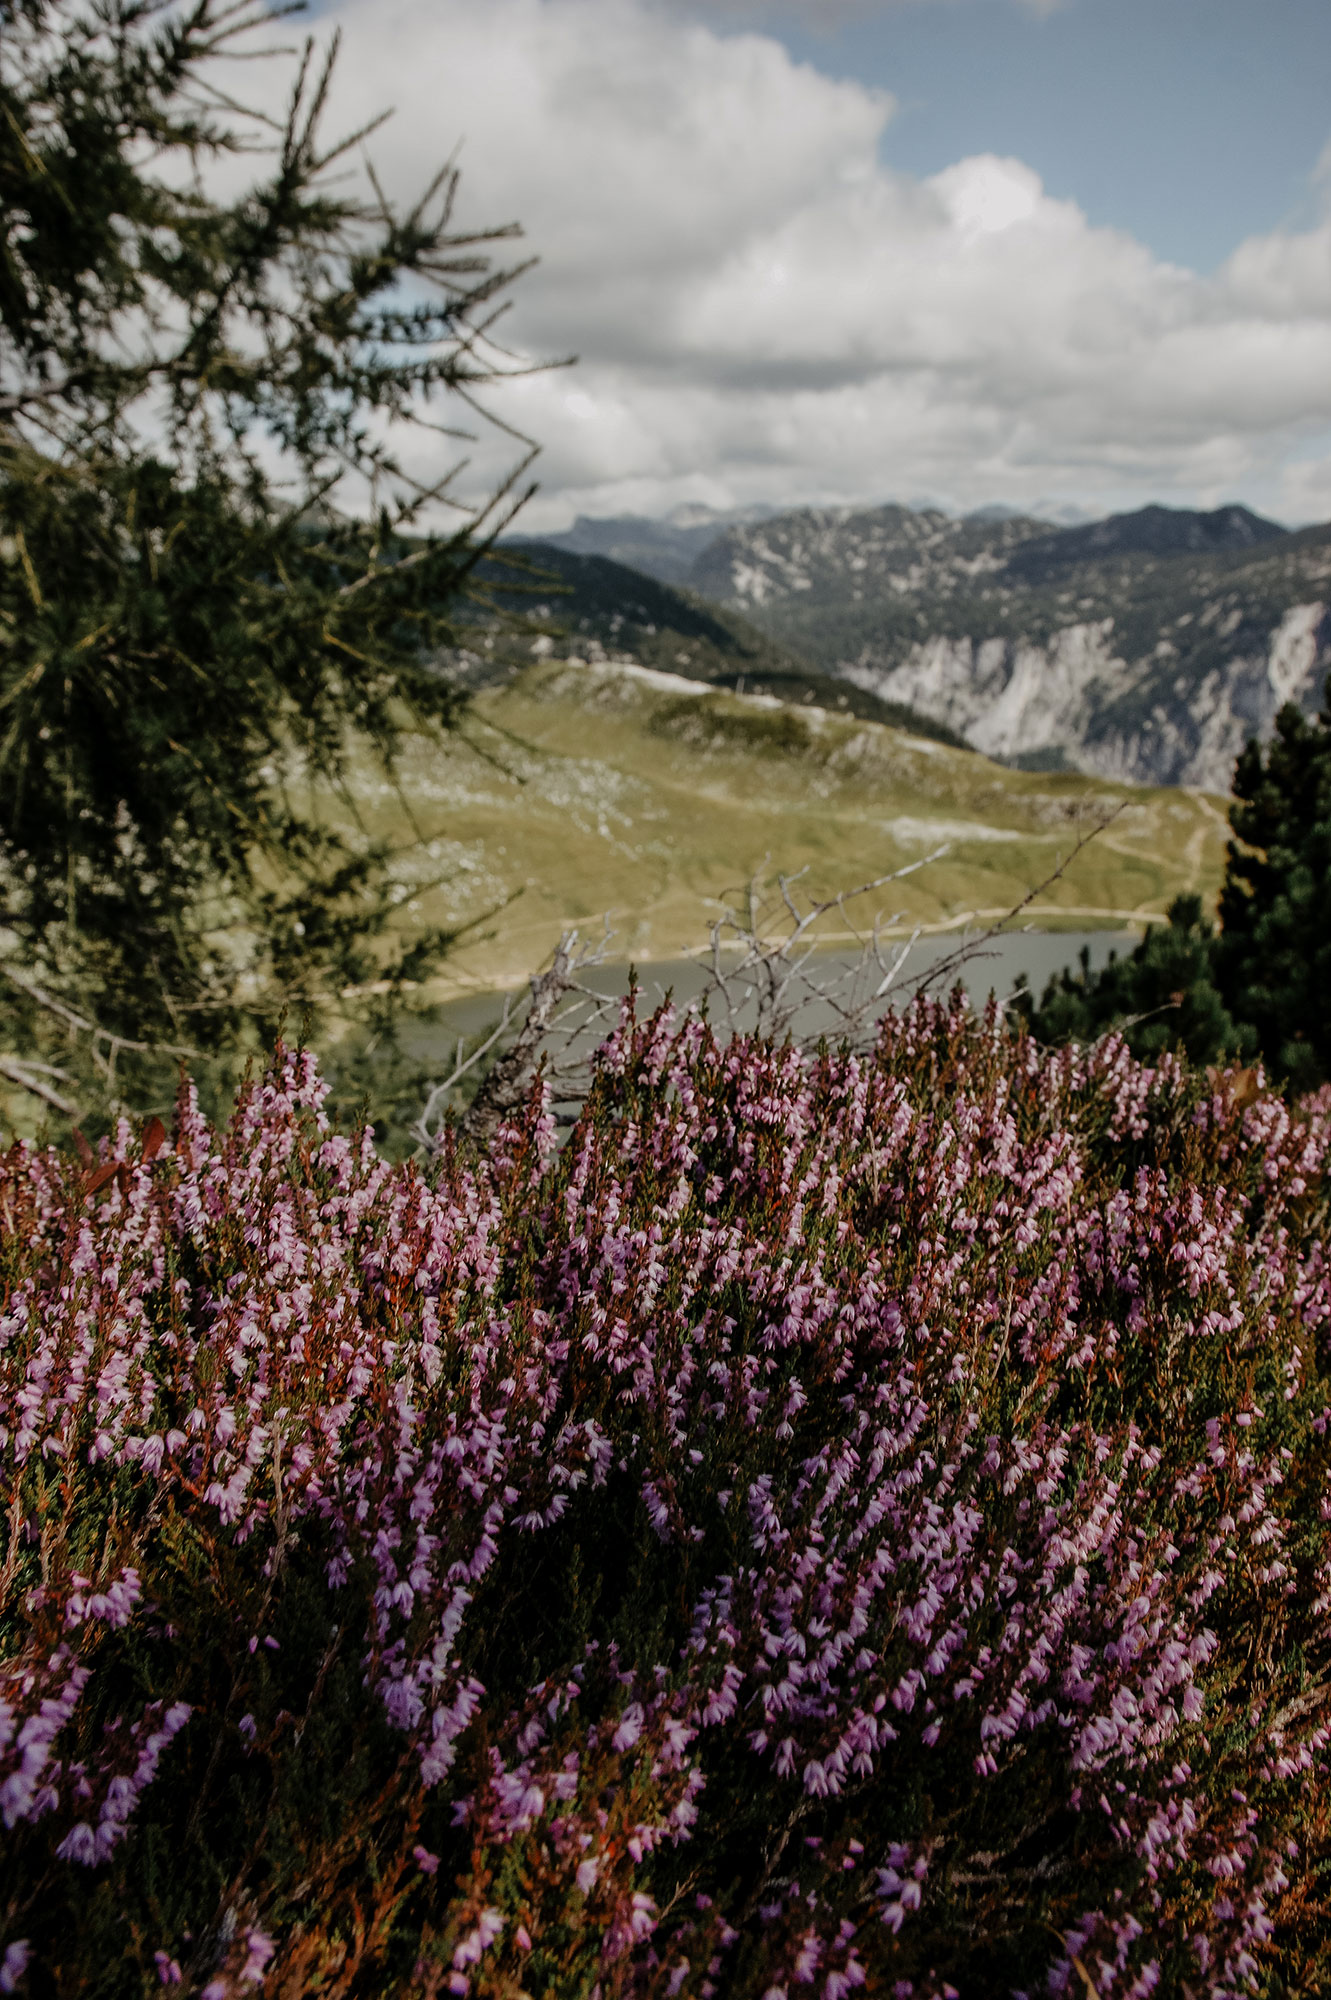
(410, 990, 523, 1146)
(0, 963, 95, 1035)
(0, 1057, 80, 1118)
(412, 925, 614, 1155)
(0, 960, 198, 1103)
(698, 851, 949, 1046)
(908, 803, 1127, 1002)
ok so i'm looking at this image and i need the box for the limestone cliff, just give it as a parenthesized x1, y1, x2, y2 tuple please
(687, 503, 1331, 789)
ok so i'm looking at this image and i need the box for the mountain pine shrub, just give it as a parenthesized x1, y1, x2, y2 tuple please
(2, 1000, 1331, 1996)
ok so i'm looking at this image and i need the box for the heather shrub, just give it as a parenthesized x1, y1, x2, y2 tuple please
(3, 1002, 1331, 1998)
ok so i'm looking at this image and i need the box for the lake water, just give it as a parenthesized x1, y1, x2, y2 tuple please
(419, 928, 1138, 1071)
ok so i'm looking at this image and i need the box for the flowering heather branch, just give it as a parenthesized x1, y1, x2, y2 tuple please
(2, 1007, 1331, 1997)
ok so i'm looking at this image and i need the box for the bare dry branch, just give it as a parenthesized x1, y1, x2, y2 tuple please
(697, 850, 950, 1046)
(411, 925, 615, 1155)
(1, 960, 198, 1105)
(0, 962, 96, 1035)
(0, 1055, 80, 1117)
(908, 802, 1128, 1002)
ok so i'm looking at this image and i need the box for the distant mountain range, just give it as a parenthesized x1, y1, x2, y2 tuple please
(691, 502, 1331, 790)
(500, 501, 1331, 791)
(507, 503, 781, 588)
(512, 497, 1098, 583)
(476, 541, 968, 746)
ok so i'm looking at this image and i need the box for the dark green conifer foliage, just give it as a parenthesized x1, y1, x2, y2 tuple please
(1213, 700, 1331, 1092)
(1021, 700, 1331, 1086)
(0, 0, 538, 1119)
(1015, 895, 1253, 1069)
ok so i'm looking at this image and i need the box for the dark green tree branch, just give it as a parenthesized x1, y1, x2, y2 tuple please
(0, 0, 553, 1122)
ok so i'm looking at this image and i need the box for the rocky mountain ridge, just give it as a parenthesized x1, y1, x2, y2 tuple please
(473, 541, 967, 746)
(683, 503, 1331, 790)
(506, 502, 780, 588)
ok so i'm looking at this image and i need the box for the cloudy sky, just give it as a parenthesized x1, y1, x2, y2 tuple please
(310, 0, 1331, 530)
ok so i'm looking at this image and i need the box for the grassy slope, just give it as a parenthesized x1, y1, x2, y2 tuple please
(333, 658, 1229, 997)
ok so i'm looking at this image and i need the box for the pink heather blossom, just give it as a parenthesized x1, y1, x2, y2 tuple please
(0, 1943, 29, 1995)
(452, 1909, 504, 1971)
(239, 1928, 274, 1987)
(1, 1024, 1328, 1997)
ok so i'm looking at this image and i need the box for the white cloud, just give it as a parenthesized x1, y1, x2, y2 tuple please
(650, 0, 924, 21)
(313, 0, 1331, 528)
(931, 156, 1044, 236)
(655, 0, 1067, 22)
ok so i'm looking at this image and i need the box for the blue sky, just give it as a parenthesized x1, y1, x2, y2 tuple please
(762, 0, 1331, 273)
(310, 0, 1331, 528)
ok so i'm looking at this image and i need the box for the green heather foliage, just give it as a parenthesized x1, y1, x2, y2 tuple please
(1022, 700, 1331, 1087)
(0, 0, 535, 1110)
(3, 1003, 1331, 1997)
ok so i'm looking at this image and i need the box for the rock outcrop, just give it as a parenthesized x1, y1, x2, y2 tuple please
(687, 503, 1331, 790)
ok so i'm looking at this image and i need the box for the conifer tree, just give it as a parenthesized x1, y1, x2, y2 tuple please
(1019, 699, 1330, 1088)
(0, 0, 538, 1122)
(1014, 892, 1252, 1068)
(1212, 700, 1331, 1091)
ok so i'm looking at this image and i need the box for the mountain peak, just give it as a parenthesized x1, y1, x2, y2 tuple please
(1005, 503, 1288, 579)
